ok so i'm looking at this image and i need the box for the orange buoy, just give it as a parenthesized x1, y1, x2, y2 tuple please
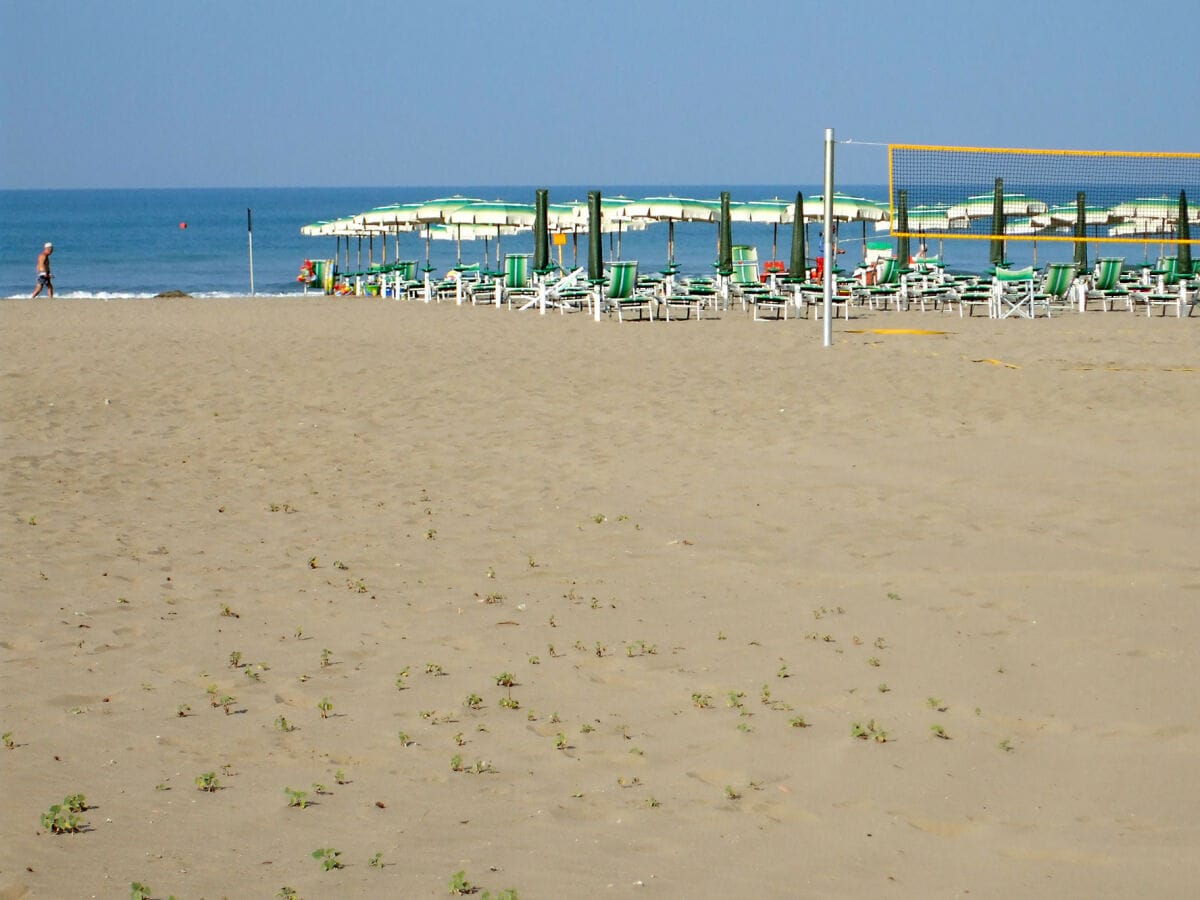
(179, 222, 188, 229)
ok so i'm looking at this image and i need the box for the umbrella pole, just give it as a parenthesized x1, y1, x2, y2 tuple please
(772, 223, 778, 260)
(668, 219, 675, 267)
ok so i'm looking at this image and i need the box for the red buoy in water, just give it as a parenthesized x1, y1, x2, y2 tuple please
(179, 222, 188, 229)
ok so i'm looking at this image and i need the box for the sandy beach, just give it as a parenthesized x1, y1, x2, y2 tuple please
(2, 296, 1198, 899)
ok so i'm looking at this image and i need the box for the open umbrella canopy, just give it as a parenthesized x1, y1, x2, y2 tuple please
(1109, 196, 1180, 220)
(415, 196, 481, 224)
(948, 192, 1048, 220)
(615, 196, 716, 222)
(357, 202, 424, 228)
(446, 200, 536, 227)
(803, 193, 890, 222)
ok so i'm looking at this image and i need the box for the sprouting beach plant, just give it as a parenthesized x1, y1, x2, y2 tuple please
(789, 715, 810, 728)
(311, 847, 344, 871)
(219, 695, 236, 715)
(425, 529, 437, 541)
(368, 852, 384, 869)
(450, 754, 464, 772)
(851, 720, 890, 743)
(867, 657, 881, 668)
(465, 693, 483, 710)
(130, 881, 153, 900)
(275, 716, 295, 733)
(930, 724, 951, 740)
(195, 772, 220, 792)
(41, 803, 83, 834)
(312, 782, 329, 795)
(495, 672, 516, 688)
(285, 787, 309, 809)
(448, 870, 475, 895)
(317, 697, 333, 718)
(333, 560, 348, 570)
(308, 557, 320, 569)
(454, 732, 467, 747)
(554, 732, 569, 750)
(877, 683, 891, 693)
(724, 785, 741, 801)
(63, 793, 87, 813)
(219, 604, 240, 618)
(334, 769, 348, 784)
(347, 578, 368, 593)
(176, 704, 191, 718)
(395, 668, 411, 690)
(927, 697, 948, 712)
(726, 691, 746, 710)
(320, 648, 333, 668)
(999, 738, 1015, 752)
(229, 651, 242, 668)
(244, 667, 262, 682)
(276, 888, 297, 900)
(528, 655, 540, 665)
(425, 662, 444, 676)
(2, 731, 14, 750)
(776, 663, 791, 679)
(692, 692, 713, 709)
(499, 696, 520, 710)
(397, 731, 413, 747)
(874, 637, 888, 650)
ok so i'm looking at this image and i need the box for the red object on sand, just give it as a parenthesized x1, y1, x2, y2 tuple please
(179, 222, 188, 229)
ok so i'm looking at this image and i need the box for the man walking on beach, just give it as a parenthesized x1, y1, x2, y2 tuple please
(32, 242, 54, 298)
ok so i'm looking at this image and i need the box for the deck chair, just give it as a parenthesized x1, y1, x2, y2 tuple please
(1085, 257, 1130, 311)
(751, 293, 789, 321)
(607, 261, 654, 322)
(731, 245, 768, 307)
(502, 253, 538, 308)
(1035, 262, 1078, 316)
(992, 266, 1037, 318)
(861, 256, 902, 308)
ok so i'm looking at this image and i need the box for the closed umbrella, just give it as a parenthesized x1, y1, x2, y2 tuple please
(989, 178, 1006, 267)
(1074, 192, 1088, 272)
(717, 191, 733, 276)
(1179, 191, 1193, 275)
(588, 192, 603, 283)
(895, 189, 910, 268)
(534, 189, 550, 273)
(788, 191, 807, 279)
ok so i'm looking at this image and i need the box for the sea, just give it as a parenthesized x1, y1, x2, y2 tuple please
(0, 185, 1160, 299)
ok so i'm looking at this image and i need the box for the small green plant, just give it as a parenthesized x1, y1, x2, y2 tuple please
(788, 715, 810, 728)
(425, 662, 444, 676)
(317, 697, 333, 718)
(62, 793, 87, 813)
(465, 693, 483, 710)
(335, 769, 348, 784)
(275, 716, 295, 733)
(244, 667, 262, 682)
(320, 648, 333, 668)
(867, 656, 881, 667)
(312, 782, 329, 795)
(592, 513, 606, 524)
(394, 668, 410, 689)
(219, 695, 236, 715)
(527, 655, 540, 665)
(450, 754, 464, 772)
(368, 851, 384, 869)
(308, 556, 320, 569)
(398, 731, 413, 746)
(311, 847, 344, 871)
(927, 697, 948, 712)
(454, 732, 467, 746)
(176, 704, 191, 718)
(580, 723, 595, 734)
(425, 528, 437, 540)
(130, 881, 153, 900)
(347, 578, 368, 593)
(495, 672, 516, 688)
(2, 731, 14, 750)
(776, 663, 791, 679)
(877, 683, 891, 693)
(692, 692, 713, 709)
(999, 738, 1014, 752)
(498, 696, 520, 710)
(851, 720, 890, 743)
(41, 802, 83, 834)
(554, 732, 569, 750)
(220, 603, 240, 618)
(276, 888, 298, 900)
(449, 870, 475, 895)
(228, 651, 242, 668)
(195, 772, 220, 792)
(285, 787, 309, 808)
(930, 724, 951, 740)
(724, 785, 741, 801)
(726, 690, 746, 709)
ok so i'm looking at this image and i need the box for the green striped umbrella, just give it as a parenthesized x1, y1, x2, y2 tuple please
(1179, 191, 1192, 275)
(989, 178, 1006, 267)
(534, 189, 550, 272)
(415, 196, 480, 223)
(1074, 192, 1088, 272)
(717, 191, 733, 276)
(788, 191, 807, 279)
(617, 196, 715, 268)
(588, 192, 603, 283)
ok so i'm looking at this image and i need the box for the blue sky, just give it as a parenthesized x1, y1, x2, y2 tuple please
(2, 0, 1195, 189)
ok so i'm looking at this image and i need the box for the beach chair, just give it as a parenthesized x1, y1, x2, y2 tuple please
(860, 256, 901, 309)
(992, 266, 1037, 318)
(1035, 262, 1078, 316)
(502, 253, 538, 308)
(951, 276, 995, 317)
(750, 292, 789, 321)
(606, 261, 654, 322)
(731, 245, 768, 308)
(1084, 257, 1130, 311)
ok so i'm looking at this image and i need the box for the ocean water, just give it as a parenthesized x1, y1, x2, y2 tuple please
(0, 185, 1161, 299)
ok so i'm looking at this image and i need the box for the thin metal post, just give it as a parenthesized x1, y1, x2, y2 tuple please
(247, 208, 255, 296)
(822, 128, 835, 346)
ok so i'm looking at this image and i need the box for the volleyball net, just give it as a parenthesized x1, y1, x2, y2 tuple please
(888, 145, 1200, 246)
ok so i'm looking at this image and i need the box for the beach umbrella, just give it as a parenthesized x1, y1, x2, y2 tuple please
(616, 196, 715, 269)
(789, 191, 807, 278)
(989, 178, 1006, 267)
(1074, 192, 1088, 272)
(415, 196, 480, 224)
(895, 190, 910, 266)
(948, 192, 1048, 220)
(588, 191, 603, 283)
(717, 191, 733, 276)
(1179, 191, 1192, 275)
(534, 189, 550, 273)
(732, 198, 791, 258)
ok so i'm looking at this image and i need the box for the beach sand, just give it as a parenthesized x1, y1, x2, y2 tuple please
(2, 297, 1198, 898)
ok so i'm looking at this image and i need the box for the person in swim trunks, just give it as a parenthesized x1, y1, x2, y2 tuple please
(32, 242, 54, 298)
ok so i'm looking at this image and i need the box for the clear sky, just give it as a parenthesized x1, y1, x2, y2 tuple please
(2, 0, 1195, 189)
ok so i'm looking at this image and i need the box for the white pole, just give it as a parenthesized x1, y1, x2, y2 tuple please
(822, 129, 835, 347)
(247, 208, 255, 296)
